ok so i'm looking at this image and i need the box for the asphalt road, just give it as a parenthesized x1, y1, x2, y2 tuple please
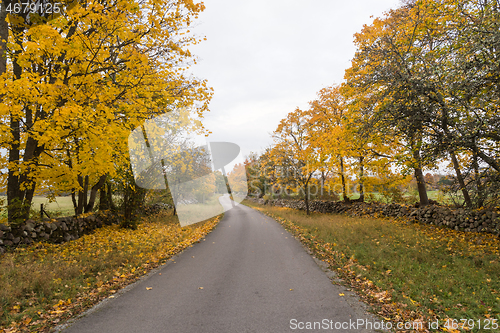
(57, 199, 383, 333)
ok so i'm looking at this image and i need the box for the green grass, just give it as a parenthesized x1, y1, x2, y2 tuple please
(427, 190, 465, 206)
(345, 190, 459, 205)
(176, 195, 225, 226)
(244, 199, 500, 331)
(344, 192, 386, 202)
(0, 196, 75, 223)
(31, 196, 75, 217)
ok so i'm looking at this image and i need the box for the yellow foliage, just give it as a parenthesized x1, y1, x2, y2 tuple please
(1, 0, 212, 214)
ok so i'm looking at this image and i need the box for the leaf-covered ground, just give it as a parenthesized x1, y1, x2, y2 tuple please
(0, 211, 221, 333)
(244, 200, 500, 333)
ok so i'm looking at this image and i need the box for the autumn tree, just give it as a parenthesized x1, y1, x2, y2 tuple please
(437, 0, 500, 207)
(227, 163, 247, 198)
(345, 1, 450, 207)
(243, 148, 280, 198)
(0, 0, 212, 224)
(271, 108, 319, 214)
(306, 85, 352, 201)
(345, 0, 500, 208)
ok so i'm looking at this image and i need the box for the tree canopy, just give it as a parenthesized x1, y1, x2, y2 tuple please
(0, 0, 212, 224)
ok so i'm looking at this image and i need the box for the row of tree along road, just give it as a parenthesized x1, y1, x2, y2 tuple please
(244, 0, 500, 215)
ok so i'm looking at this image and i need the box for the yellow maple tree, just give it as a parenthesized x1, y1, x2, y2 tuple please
(0, 0, 212, 223)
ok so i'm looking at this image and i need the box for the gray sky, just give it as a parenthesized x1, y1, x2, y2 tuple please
(189, 0, 401, 159)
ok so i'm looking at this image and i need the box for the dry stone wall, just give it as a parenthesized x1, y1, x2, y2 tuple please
(246, 197, 500, 237)
(0, 203, 170, 254)
(0, 211, 119, 254)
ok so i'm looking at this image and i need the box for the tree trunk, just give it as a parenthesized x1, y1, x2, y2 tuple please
(412, 148, 429, 206)
(414, 167, 429, 207)
(0, 6, 22, 222)
(18, 134, 43, 220)
(76, 175, 89, 215)
(469, 145, 500, 173)
(0, 3, 7, 74)
(22, 186, 36, 220)
(76, 176, 83, 215)
(7, 114, 21, 223)
(83, 175, 89, 209)
(85, 174, 108, 213)
(340, 156, 348, 201)
(7, 42, 22, 223)
(320, 170, 327, 198)
(7, 27, 30, 224)
(472, 150, 484, 208)
(304, 173, 313, 215)
(358, 156, 365, 202)
(107, 181, 116, 211)
(449, 151, 472, 208)
(304, 186, 310, 215)
(71, 190, 78, 215)
(98, 183, 109, 211)
(121, 179, 146, 229)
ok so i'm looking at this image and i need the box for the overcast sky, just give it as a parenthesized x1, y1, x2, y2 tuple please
(189, 0, 402, 160)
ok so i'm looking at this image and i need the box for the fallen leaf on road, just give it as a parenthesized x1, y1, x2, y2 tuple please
(146, 287, 152, 290)
(339, 293, 345, 296)
(199, 287, 203, 289)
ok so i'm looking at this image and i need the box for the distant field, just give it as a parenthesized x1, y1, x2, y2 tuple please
(346, 190, 460, 205)
(176, 196, 225, 226)
(0, 196, 75, 221)
(32, 196, 75, 217)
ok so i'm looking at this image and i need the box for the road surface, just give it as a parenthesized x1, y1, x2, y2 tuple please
(57, 199, 384, 333)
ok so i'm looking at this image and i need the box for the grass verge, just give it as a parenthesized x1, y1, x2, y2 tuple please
(243, 199, 500, 332)
(0, 210, 221, 333)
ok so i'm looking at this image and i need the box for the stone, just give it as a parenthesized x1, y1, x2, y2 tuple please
(25, 220, 35, 232)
